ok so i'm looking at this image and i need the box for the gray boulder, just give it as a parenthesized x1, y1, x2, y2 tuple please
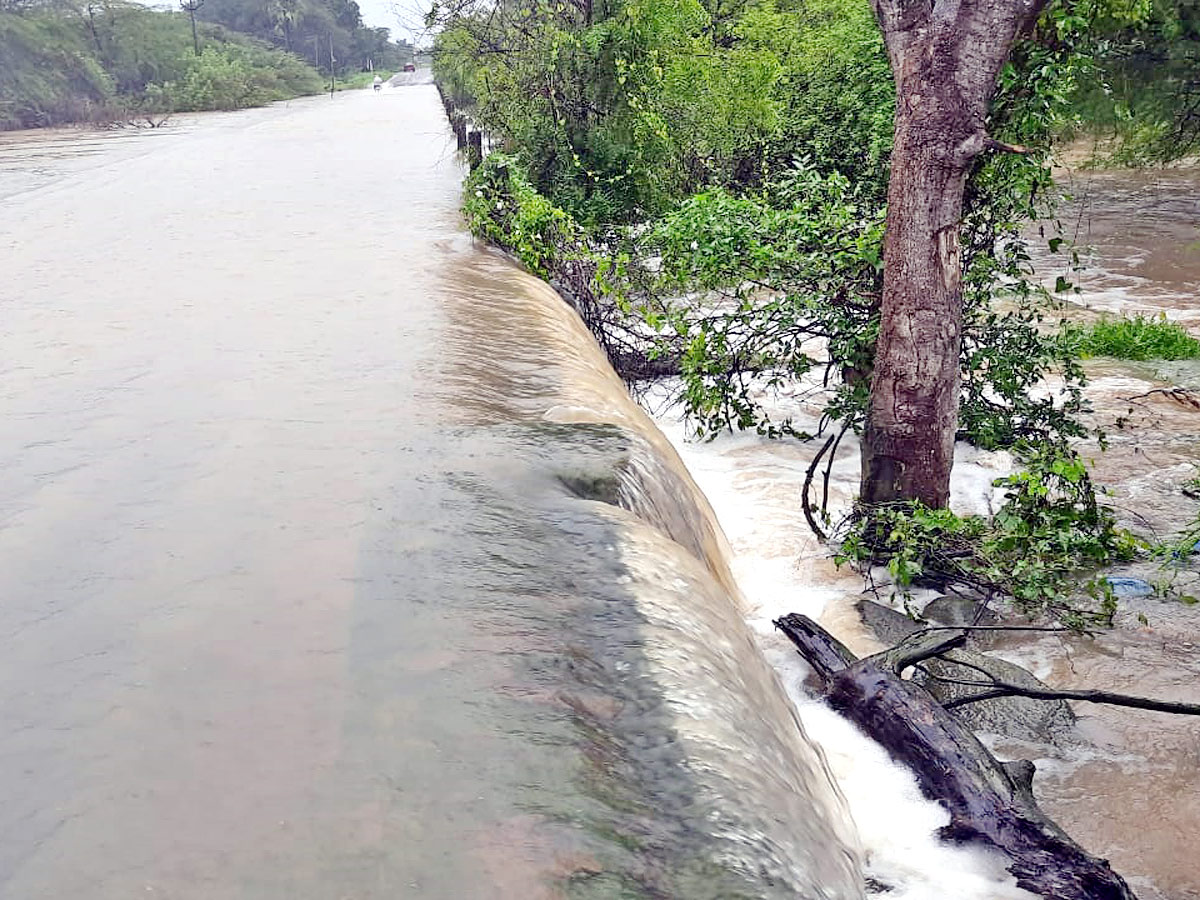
(855, 599, 1076, 744)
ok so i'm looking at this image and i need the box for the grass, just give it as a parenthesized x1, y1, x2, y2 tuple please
(1064, 314, 1200, 361)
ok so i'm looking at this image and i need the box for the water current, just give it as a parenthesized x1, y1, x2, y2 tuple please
(0, 86, 863, 897)
(649, 164, 1200, 900)
(5, 84, 1198, 900)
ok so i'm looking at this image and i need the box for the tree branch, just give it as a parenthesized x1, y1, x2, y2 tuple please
(985, 137, 1030, 154)
(866, 628, 967, 674)
(944, 684, 1200, 715)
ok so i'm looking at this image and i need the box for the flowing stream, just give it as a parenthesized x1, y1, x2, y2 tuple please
(0, 86, 863, 897)
(649, 165, 1200, 900)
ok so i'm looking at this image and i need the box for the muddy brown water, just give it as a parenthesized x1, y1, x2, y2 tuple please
(649, 165, 1200, 899)
(0, 90, 862, 898)
(1031, 166, 1200, 326)
(990, 167, 1200, 900)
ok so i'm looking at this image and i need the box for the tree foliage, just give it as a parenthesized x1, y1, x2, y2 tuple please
(434, 0, 897, 221)
(443, 0, 1180, 619)
(199, 0, 412, 74)
(0, 0, 409, 128)
(1066, 0, 1200, 160)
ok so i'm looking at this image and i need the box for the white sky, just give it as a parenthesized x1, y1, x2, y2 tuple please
(356, 0, 432, 45)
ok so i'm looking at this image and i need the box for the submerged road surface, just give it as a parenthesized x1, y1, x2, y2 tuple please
(0, 89, 861, 898)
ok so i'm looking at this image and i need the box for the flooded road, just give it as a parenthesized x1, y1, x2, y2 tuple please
(0, 90, 862, 898)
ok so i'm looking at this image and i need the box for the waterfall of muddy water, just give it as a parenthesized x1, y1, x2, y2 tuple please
(0, 87, 863, 897)
(647, 165, 1200, 900)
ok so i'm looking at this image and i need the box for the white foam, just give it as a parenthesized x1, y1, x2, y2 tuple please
(649, 383, 1036, 899)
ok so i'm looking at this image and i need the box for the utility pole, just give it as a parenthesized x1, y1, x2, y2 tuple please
(328, 34, 335, 97)
(179, 0, 203, 56)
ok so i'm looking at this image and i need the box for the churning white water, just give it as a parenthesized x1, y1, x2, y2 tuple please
(648, 383, 1037, 900)
(649, 161, 1200, 900)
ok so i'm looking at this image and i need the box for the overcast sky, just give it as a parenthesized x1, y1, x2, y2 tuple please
(356, 0, 431, 45)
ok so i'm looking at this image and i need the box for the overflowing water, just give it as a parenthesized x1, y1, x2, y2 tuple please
(649, 164, 1200, 900)
(5, 84, 1198, 900)
(0, 86, 863, 897)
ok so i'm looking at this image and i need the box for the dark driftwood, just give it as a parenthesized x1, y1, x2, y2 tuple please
(775, 613, 1136, 900)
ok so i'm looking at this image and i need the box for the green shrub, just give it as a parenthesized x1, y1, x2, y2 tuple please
(836, 446, 1142, 628)
(153, 42, 322, 112)
(464, 153, 586, 278)
(1064, 314, 1200, 361)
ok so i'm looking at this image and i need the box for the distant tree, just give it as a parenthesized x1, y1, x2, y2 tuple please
(267, 0, 297, 49)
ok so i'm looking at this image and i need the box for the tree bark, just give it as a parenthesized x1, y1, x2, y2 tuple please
(861, 0, 1050, 506)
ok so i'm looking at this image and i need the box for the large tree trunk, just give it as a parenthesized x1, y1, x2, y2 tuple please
(860, 82, 971, 506)
(860, 0, 1049, 506)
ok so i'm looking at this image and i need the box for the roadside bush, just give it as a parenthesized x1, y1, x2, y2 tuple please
(464, 153, 584, 278)
(156, 43, 322, 112)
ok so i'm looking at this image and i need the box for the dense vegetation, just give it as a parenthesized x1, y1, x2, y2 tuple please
(0, 0, 412, 129)
(435, 0, 1199, 625)
(1069, 0, 1200, 162)
(196, 0, 413, 75)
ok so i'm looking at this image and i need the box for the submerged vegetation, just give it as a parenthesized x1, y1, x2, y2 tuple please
(1065, 313, 1200, 360)
(836, 448, 1141, 629)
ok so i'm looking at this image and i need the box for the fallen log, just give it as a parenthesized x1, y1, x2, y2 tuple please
(775, 613, 1136, 900)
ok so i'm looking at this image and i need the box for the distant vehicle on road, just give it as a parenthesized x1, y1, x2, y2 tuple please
(402, 63, 416, 73)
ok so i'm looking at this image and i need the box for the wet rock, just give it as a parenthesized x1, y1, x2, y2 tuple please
(918, 651, 1076, 744)
(855, 599, 1076, 744)
(922, 593, 1000, 627)
(854, 598, 921, 646)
